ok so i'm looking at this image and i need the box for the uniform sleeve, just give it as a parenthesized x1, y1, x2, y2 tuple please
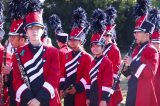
(4, 52, 12, 87)
(75, 54, 92, 93)
(108, 46, 121, 78)
(101, 59, 114, 102)
(12, 53, 34, 104)
(133, 47, 159, 79)
(59, 51, 67, 90)
(122, 46, 139, 77)
(36, 47, 60, 103)
(86, 63, 93, 99)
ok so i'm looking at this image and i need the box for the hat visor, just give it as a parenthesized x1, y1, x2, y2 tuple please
(26, 22, 44, 29)
(105, 32, 112, 36)
(69, 36, 81, 40)
(134, 28, 146, 33)
(8, 32, 20, 36)
(151, 40, 160, 44)
(91, 41, 105, 46)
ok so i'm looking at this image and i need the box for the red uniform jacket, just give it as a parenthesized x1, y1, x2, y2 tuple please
(12, 44, 61, 106)
(103, 43, 123, 105)
(59, 45, 71, 80)
(0, 45, 12, 106)
(87, 56, 113, 106)
(60, 50, 92, 106)
(154, 53, 160, 106)
(127, 42, 159, 106)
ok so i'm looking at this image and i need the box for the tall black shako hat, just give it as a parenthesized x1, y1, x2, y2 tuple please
(69, 7, 90, 43)
(148, 8, 160, 31)
(8, 0, 26, 37)
(148, 8, 160, 43)
(104, 5, 117, 39)
(134, 0, 155, 34)
(23, 0, 44, 29)
(90, 8, 106, 46)
(49, 14, 68, 44)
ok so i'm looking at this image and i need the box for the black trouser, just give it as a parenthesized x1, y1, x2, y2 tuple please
(89, 81, 98, 106)
(8, 71, 16, 106)
(126, 75, 138, 106)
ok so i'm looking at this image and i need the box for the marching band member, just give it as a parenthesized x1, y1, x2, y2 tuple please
(103, 6, 123, 106)
(86, 8, 113, 106)
(0, 2, 12, 106)
(49, 14, 71, 86)
(149, 8, 160, 106)
(12, 0, 61, 106)
(123, 1, 159, 105)
(1, 1, 29, 105)
(59, 7, 92, 106)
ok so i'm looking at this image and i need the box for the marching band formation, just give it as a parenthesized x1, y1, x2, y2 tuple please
(0, 0, 159, 106)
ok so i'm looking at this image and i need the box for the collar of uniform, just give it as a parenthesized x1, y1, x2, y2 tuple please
(72, 50, 80, 57)
(28, 43, 42, 48)
(140, 41, 149, 48)
(105, 43, 112, 49)
(28, 43, 42, 54)
(60, 44, 67, 49)
(94, 55, 103, 63)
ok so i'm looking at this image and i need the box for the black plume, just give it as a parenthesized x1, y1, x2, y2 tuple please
(72, 7, 87, 28)
(49, 14, 63, 34)
(83, 21, 90, 35)
(148, 8, 160, 30)
(104, 5, 117, 25)
(72, 7, 90, 35)
(9, 0, 25, 20)
(91, 8, 106, 34)
(134, 0, 151, 18)
(21, 0, 43, 15)
(0, 1, 4, 23)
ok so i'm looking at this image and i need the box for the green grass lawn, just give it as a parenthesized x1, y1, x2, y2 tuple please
(120, 51, 128, 106)
(120, 75, 128, 106)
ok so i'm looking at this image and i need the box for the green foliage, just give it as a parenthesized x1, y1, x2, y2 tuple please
(1, 0, 159, 51)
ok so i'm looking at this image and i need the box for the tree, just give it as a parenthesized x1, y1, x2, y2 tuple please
(2, 0, 159, 52)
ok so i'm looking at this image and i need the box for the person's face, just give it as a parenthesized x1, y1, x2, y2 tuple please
(26, 26, 44, 41)
(152, 42, 160, 52)
(91, 43, 104, 56)
(103, 35, 111, 44)
(134, 31, 147, 44)
(68, 38, 81, 49)
(9, 35, 20, 48)
(56, 41, 64, 48)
